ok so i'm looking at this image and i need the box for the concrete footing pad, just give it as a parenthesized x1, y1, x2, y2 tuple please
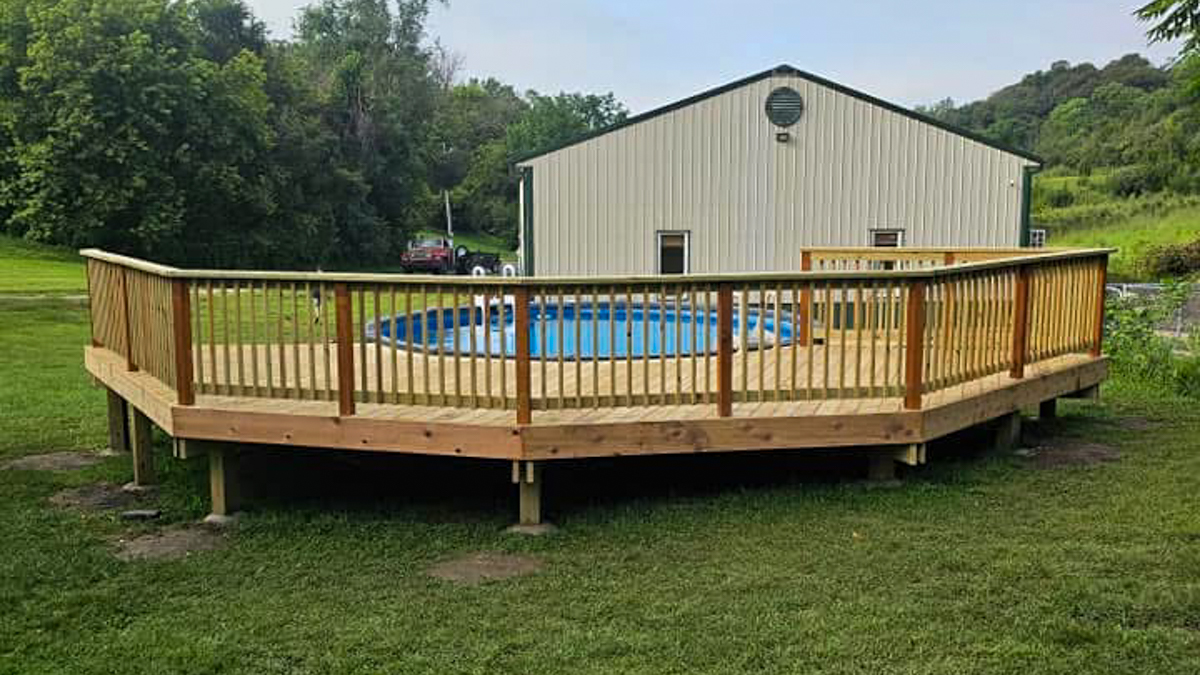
(202, 513, 240, 528)
(121, 482, 157, 495)
(505, 523, 557, 536)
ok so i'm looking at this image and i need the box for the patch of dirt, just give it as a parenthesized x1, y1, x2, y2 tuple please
(113, 527, 226, 562)
(1116, 416, 1157, 432)
(1018, 440, 1121, 469)
(428, 553, 543, 586)
(2, 451, 101, 471)
(50, 483, 138, 512)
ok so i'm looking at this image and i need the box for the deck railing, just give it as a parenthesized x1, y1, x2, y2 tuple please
(82, 247, 1110, 422)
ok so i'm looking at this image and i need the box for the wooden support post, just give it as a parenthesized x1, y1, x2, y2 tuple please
(1010, 266, 1030, 379)
(105, 389, 129, 453)
(1039, 398, 1058, 420)
(208, 444, 242, 518)
(1091, 257, 1108, 357)
(716, 284, 734, 417)
(120, 267, 137, 372)
(799, 252, 812, 346)
(171, 279, 195, 405)
(334, 283, 355, 416)
(993, 412, 1022, 452)
(867, 453, 896, 482)
(904, 281, 926, 410)
(893, 443, 926, 467)
(513, 287, 532, 424)
(129, 408, 155, 487)
(512, 461, 542, 526)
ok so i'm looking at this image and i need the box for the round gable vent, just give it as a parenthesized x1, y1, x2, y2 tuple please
(765, 87, 804, 127)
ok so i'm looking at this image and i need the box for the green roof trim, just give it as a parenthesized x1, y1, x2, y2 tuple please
(513, 64, 1044, 166)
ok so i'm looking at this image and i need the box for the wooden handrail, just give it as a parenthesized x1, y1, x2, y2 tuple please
(79, 248, 1116, 286)
(83, 248, 1111, 415)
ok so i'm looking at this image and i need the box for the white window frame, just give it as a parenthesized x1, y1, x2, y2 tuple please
(869, 228, 905, 248)
(656, 230, 690, 274)
(1029, 228, 1047, 248)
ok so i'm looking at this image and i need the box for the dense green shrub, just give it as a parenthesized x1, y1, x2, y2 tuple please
(1140, 238, 1200, 278)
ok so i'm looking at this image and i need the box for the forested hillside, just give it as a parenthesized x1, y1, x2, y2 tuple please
(0, 0, 625, 269)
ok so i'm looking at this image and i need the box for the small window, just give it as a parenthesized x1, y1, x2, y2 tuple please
(657, 231, 689, 274)
(870, 229, 904, 248)
(1029, 229, 1047, 248)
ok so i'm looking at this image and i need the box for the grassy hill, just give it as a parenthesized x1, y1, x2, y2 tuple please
(1049, 206, 1200, 280)
(0, 235, 86, 293)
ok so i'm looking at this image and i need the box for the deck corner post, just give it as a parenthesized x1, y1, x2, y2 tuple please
(129, 408, 155, 487)
(208, 443, 242, 518)
(903, 280, 927, 410)
(716, 283, 734, 417)
(513, 286, 532, 424)
(171, 278, 195, 406)
(334, 282, 355, 416)
(105, 389, 130, 453)
(1090, 256, 1108, 358)
(1010, 265, 1030, 379)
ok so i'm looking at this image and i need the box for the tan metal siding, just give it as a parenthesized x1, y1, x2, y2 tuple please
(526, 74, 1033, 275)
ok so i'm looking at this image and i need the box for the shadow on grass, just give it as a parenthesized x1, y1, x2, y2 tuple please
(225, 406, 1104, 524)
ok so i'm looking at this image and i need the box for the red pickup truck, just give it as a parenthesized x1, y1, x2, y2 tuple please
(399, 237, 454, 274)
(400, 237, 503, 275)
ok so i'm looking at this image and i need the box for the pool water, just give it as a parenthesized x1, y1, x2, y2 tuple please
(366, 302, 793, 359)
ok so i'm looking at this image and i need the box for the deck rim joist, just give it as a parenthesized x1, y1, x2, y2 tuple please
(86, 345, 1108, 462)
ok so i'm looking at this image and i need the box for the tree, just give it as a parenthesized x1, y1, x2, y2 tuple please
(1138, 0, 1200, 56)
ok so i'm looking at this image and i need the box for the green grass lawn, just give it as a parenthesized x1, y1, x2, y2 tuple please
(2, 240, 1199, 673)
(1049, 206, 1200, 281)
(0, 235, 86, 293)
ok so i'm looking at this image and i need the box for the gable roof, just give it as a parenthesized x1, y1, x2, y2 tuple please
(514, 64, 1043, 165)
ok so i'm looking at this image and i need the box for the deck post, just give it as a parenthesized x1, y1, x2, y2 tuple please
(1010, 265, 1030, 379)
(512, 460, 543, 527)
(513, 287, 532, 424)
(904, 281, 926, 410)
(1090, 256, 1107, 357)
(1039, 398, 1058, 419)
(716, 283, 734, 417)
(128, 408, 155, 487)
(171, 278, 195, 405)
(799, 252, 812, 346)
(334, 283, 355, 416)
(207, 444, 242, 519)
(867, 453, 897, 482)
(120, 267, 137, 372)
(993, 412, 1022, 452)
(105, 389, 130, 453)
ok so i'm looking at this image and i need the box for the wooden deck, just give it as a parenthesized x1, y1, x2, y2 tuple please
(81, 246, 1112, 525)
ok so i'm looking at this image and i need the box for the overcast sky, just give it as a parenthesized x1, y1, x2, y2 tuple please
(246, 0, 1181, 112)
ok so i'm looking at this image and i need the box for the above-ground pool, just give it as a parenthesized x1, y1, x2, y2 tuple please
(365, 301, 793, 359)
